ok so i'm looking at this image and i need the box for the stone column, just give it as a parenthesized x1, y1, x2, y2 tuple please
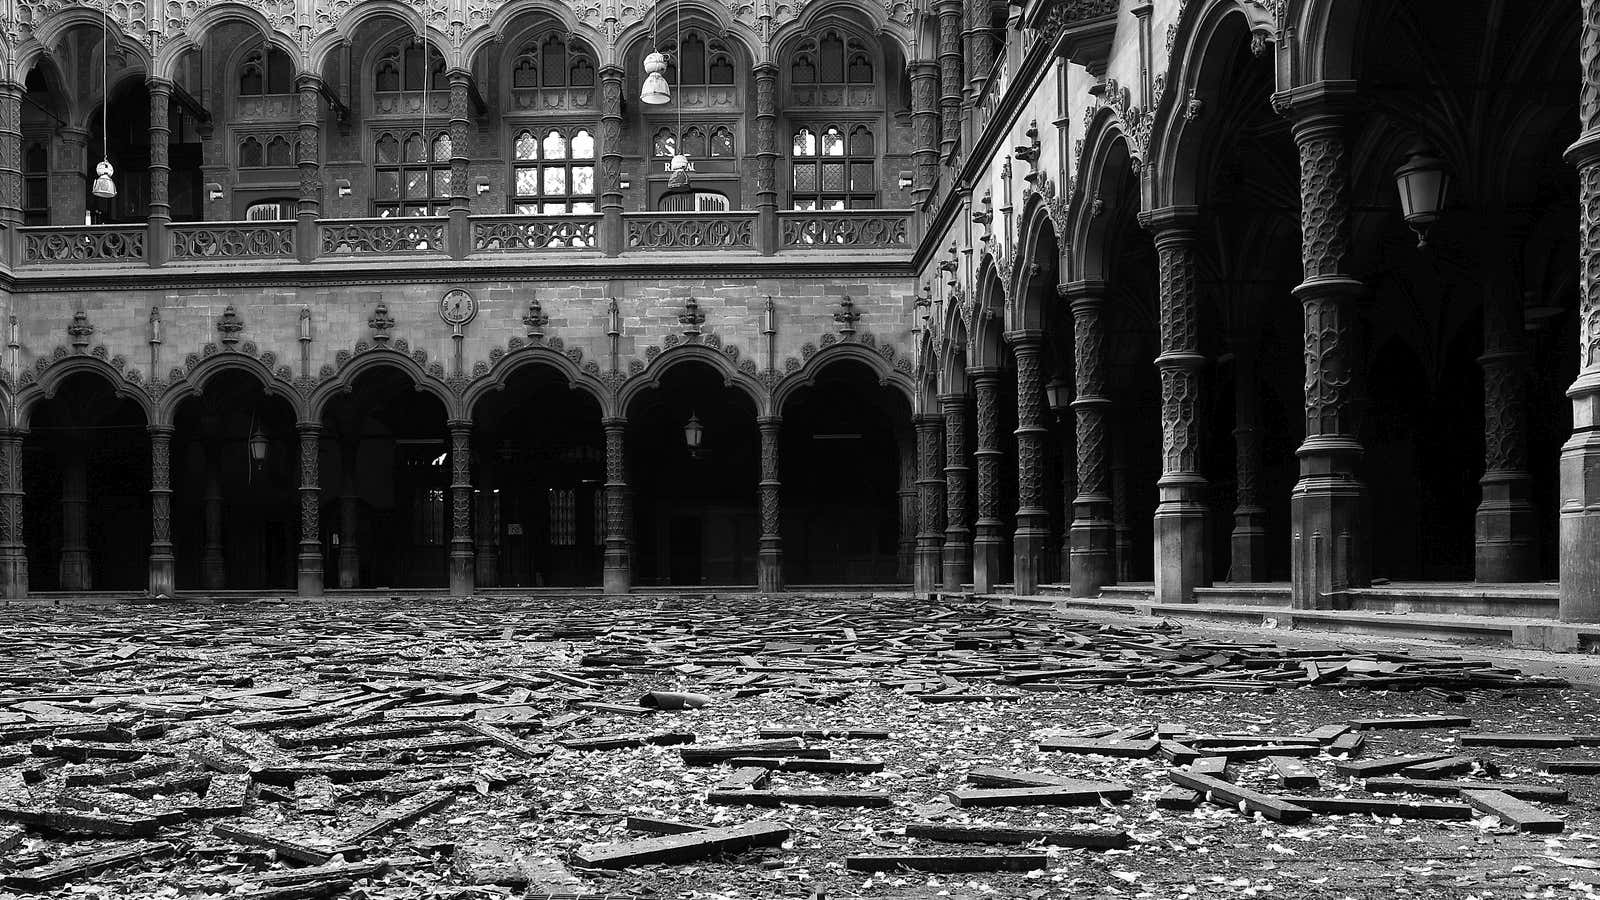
(966, 0, 995, 99)
(146, 78, 172, 267)
(0, 430, 28, 598)
(1229, 340, 1269, 582)
(201, 432, 226, 590)
(1055, 379, 1077, 586)
(937, 0, 963, 161)
(910, 62, 940, 205)
(447, 421, 475, 596)
(295, 75, 322, 264)
(1007, 330, 1048, 595)
(970, 367, 1004, 592)
(148, 425, 175, 597)
(897, 433, 917, 581)
(296, 424, 323, 597)
(753, 64, 779, 256)
(338, 438, 359, 588)
(52, 127, 88, 225)
(1288, 106, 1369, 608)
(0, 79, 22, 268)
(1068, 283, 1120, 595)
(1562, 3, 1600, 619)
(602, 417, 632, 593)
(475, 467, 499, 588)
(913, 411, 946, 594)
(598, 66, 624, 258)
(757, 416, 783, 592)
(940, 392, 972, 589)
(59, 436, 92, 590)
(446, 70, 472, 260)
(1473, 268, 1536, 581)
(1147, 212, 1209, 603)
(1112, 431, 1133, 582)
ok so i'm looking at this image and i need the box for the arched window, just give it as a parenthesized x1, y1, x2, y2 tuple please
(240, 47, 294, 95)
(661, 30, 735, 87)
(652, 123, 737, 158)
(374, 41, 446, 93)
(23, 140, 48, 226)
(373, 129, 451, 216)
(790, 123, 876, 209)
(239, 136, 265, 168)
(265, 135, 293, 167)
(511, 127, 596, 215)
(509, 34, 596, 93)
(790, 32, 872, 86)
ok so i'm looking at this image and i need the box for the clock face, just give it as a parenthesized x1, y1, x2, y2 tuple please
(440, 289, 477, 326)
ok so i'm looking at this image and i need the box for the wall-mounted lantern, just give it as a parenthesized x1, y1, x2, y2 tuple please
(1394, 144, 1450, 249)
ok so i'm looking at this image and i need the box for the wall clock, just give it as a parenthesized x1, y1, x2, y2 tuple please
(440, 289, 477, 326)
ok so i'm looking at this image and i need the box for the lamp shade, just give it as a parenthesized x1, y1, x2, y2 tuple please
(683, 413, 704, 450)
(1394, 146, 1449, 247)
(248, 428, 269, 462)
(1046, 377, 1072, 412)
(641, 51, 671, 104)
(91, 159, 117, 199)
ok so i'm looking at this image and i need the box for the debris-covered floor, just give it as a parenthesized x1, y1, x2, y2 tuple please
(4, 594, 1600, 899)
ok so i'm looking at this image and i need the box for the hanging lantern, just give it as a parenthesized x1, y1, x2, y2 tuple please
(248, 427, 269, 462)
(683, 412, 704, 450)
(666, 153, 692, 191)
(641, 50, 671, 104)
(1394, 145, 1449, 249)
(92, 159, 117, 199)
(1045, 377, 1072, 414)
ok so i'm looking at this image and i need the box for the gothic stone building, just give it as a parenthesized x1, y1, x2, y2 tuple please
(0, 0, 1597, 624)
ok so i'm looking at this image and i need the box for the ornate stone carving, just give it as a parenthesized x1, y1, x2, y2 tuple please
(368, 304, 395, 343)
(299, 426, 320, 543)
(1582, 161, 1600, 370)
(1012, 338, 1045, 512)
(754, 66, 778, 202)
(1071, 295, 1109, 498)
(758, 420, 781, 540)
(1297, 133, 1350, 278)
(67, 311, 94, 352)
(973, 373, 1001, 524)
(941, 396, 968, 535)
(147, 82, 171, 214)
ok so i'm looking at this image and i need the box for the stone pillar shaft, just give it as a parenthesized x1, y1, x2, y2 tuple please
(0, 81, 21, 264)
(757, 416, 783, 592)
(753, 64, 779, 256)
(448, 422, 475, 596)
(1560, 0, 1600, 620)
(59, 438, 92, 590)
(295, 76, 322, 264)
(971, 368, 1004, 592)
(446, 71, 471, 260)
(598, 66, 624, 258)
(146, 79, 172, 267)
(338, 440, 359, 588)
(1476, 273, 1537, 582)
(1289, 109, 1369, 608)
(297, 424, 323, 597)
(967, 0, 995, 99)
(1008, 331, 1048, 595)
(914, 411, 946, 594)
(940, 392, 972, 590)
(1149, 217, 1209, 603)
(0, 430, 28, 598)
(937, 0, 963, 161)
(1230, 341, 1269, 582)
(148, 426, 174, 597)
(909, 62, 940, 205)
(603, 418, 631, 593)
(897, 435, 917, 582)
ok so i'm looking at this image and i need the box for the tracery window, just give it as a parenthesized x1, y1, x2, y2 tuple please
(650, 124, 736, 159)
(373, 129, 452, 216)
(374, 42, 446, 93)
(790, 124, 876, 209)
(511, 34, 596, 88)
(239, 46, 294, 95)
(789, 31, 873, 85)
(511, 127, 596, 215)
(239, 135, 299, 168)
(660, 31, 735, 86)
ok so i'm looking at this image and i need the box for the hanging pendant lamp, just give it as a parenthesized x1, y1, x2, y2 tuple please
(641, 50, 671, 104)
(92, 8, 117, 200)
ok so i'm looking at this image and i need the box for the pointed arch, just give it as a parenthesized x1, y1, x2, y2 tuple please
(772, 341, 915, 415)
(616, 1, 760, 71)
(15, 356, 154, 431)
(1010, 192, 1066, 328)
(969, 255, 1008, 371)
(306, 348, 459, 424)
(156, 353, 305, 427)
(462, 344, 616, 421)
(26, 11, 153, 83)
(1068, 110, 1140, 283)
(307, 3, 453, 76)
(463, 5, 598, 73)
(619, 343, 767, 418)
(154, 3, 300, 80)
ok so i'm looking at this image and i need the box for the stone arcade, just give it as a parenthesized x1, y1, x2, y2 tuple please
(0, 0, 1596, 623)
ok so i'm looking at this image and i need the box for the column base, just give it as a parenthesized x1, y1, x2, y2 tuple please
(1069, 517, 1116, 598)
(1475, 472, 1539, 583)
(148, 552, 174, 598)
(201, 552, 226, 590)
(298, 552, 323, 598)
(758, 547, 783, 593)
(449, 549, 475, 597)
(475, 552, 500, 588)
(941, 528, 971, 591)
(1154, 498, 1207, 604)
(337, 547, 359, 589)
(60, 551, 93, 592)
(972, 526, 1003, 594)
(1290, 467, 1368, 610)
(1012, 525, 1048, 596)
(0, 550, 28, 599)
(1229, 505, 1270, 583)
(913, 543, 942, 595)
(603, 559, 631, 595)
(1559, 384, 1600, 621)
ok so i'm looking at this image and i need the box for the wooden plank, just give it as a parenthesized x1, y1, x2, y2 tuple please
(965, 766, 1078, 788)
(1461, 789, 1565, 833)
(211, 823, 353, 865)
(1155, 786, 1202, 810)
(0, 802, 161, 836)
(707, 789, 892, 807)
(1329, 753, 1455, 778)
(1187, 756, 1229, 777)
(680, 740, 825, 766)
(1351, 716, 1472, 730)
(1544, 760, 1600, 774)
(1037, 738, 1157, 758)
(1459, 733, 1575, 748)
(1328, 732, 1365, 757)
(338, 789, 455, 843)
(1276, 795, 1472, 820)
(573, 821, 789, 867)
(844, 853, 1048, 873)
(1399, 756, 1477, 778)
(626, 815, 708, 835)
(1365, 778, 1567, 803)
(1268, 756, 1319, 791)
(186, 772, 248, 817)
(2, 841, 170, 891)
(758, 727, 889, 740)
(1166, 770, 1311, 823)
(713, 766, 772, 792)
(723, 756, 884, 774)
(947, 782, 1131, 807)
(903, 821, 1126, 849)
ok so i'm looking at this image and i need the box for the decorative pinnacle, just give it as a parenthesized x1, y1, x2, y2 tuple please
(833, 296, 861, 335)
(368, 304, 396, 343)
(524, 300, 550, 339)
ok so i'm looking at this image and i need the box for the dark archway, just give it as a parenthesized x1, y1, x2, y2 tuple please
(472, 365, 605, 588)
(778, 359, 909, 584)
(171, 370, 300, 591)
(626, 361, 760, 587)
(319, 365, 453, 590)
(89, 79, 205, 224)
(24, 372, 150, 592)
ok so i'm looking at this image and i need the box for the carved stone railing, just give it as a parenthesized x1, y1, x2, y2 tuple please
(319, 217, 448, 255)
(170, 221, 296, 259)
(624, 212, 759, 250)
(471, 214, 601, 251)
(778, 210, 912, 248)
(20, 225, 147, 264)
